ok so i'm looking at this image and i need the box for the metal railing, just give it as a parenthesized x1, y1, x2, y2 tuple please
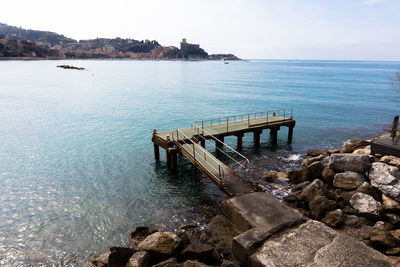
(191, 123, 250, 179)
(171, 128, 226, 183)
(191, 108, 293, 132)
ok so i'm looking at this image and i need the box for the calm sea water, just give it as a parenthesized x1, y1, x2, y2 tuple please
(0, 59, 399, 265)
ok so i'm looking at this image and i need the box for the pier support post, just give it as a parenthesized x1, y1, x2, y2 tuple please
(288, 126, 294, 144)
(236, 133, 244, 152)
(170, 148, 178, 171)
(270, 128, 278, 145)
(215, 135, 224, 158)
(154, 144, 160, 161)
(254, 130, 262, 148)
(200, 138, 205, 148)
(152, 128, 160, 161)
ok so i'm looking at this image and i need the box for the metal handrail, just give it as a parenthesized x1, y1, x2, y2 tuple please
(191, 123, 249, 169)
(193, 108, 293, 126)
(191, 108, 293, 131)
(172, 128, 225, 182)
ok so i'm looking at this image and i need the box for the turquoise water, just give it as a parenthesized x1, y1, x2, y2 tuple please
(0, 59, 399, 265)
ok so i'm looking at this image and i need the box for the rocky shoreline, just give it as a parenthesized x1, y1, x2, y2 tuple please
(88, 133, 400, 267)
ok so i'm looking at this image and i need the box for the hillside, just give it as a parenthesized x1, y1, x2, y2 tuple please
(0, 23, 76, 46)
(0, 22, 240, 60)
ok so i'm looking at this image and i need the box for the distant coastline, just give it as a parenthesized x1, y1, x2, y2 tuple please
(0, 23, 240, 61)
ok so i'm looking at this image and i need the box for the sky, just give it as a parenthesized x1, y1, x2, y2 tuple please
(1, 0, 400, 60)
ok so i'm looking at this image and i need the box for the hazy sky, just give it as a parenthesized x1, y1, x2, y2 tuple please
(2, 0, 400, 60)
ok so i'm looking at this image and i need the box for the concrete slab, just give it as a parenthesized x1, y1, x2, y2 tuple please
(250, 220, 392, 267)
(220, 192, 305, 232)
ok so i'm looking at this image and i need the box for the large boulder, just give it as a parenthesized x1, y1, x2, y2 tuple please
(89, 252, 110, 267)
(369, 228, 398, 248)
(340, 139, 370, 153)
(301, 154, 326, 167)
(307, 161, 324, 179)
(309, 195, 337, 220)
(261, 171, 277, 182)
(380, 155, 400, 168)
(329, 154, 371, 172)
(250, 220, 391, 267)
(382, 194, 400, 211)
(287, 169, 308, 183)
(126, 251, 149, 267)
(333, 171, 365, 190)
(200, 215, 241, 258)
(322, 209, 344, 227)
(322, 167, 335, 185)
(369, 162, 400, 202)
(306, 149, 331, 157)
(352, 145, 371, 155)
(131, 226, 157, 248)
(108, 247, 136, 267)
(350, 192, 382, 218)
(181, 240, 219, 265)
(357, 182, 381, 202)
(298, 179, 325, 203)
(220, 192, 305, 233)
(138, 232, 181, 256)
(182, 260, 209, 267)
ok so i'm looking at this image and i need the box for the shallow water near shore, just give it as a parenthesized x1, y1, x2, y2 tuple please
(0, 59, 399, 265)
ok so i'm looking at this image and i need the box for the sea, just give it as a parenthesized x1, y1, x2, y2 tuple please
(0, 59, 399, 265)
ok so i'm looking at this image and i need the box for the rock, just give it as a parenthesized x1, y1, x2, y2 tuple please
(380, 155, 400, 168)
(382, 212, 400, 225)
(177, 224, 201, 247)
(301, 154, 326, 167)
(333, 171, 365, 190)
(250, 220, 391, 267)
(322, 167, 335, 185)
(287, 169, 308, 183)
(282, 194, 298, 208)
(108, 247, 135, 267)
(340, 139, 370, 153)
(390, 229, 400, 241)
(329, 154, 371, 172)
(138, 232, 181, 256)
(220, 192, 305, 233)
(357, 182, 381, 202)
(343, 215, 368, 227)
(182, 260, 208, 267)
(320, 156, 330, 168)
(181, 240, 219, 265)
(373, 221, 393, 231)
(369, 162, 400, 202)
(200, 215, 241, 258)
(309, 195, 337, 220)
(306, 149, 331, 157)
(382, 194, 400, 211)
(232, 227, 278, 264)
(386, 247, 400, 255)
(307, 161, 324, 179)
(276, 171, 287, 179)
(219, 260, 238, 267)
(131, 227, 156, 248)
(292, 181, 310, 192)
(126, 251, 149, 267)
(89, 252, 110, 267)
(342, 205, 357, 214)
(152, 258, 181, 267)
(350, 192, 382, 218)
(298, 179, 325, 203)
(353, 145, 371, 155)
(369, 228, 398, 248)
(322, 209, 344, 227)
(334, 189, 356, 204)
(261, 171, 277, 182)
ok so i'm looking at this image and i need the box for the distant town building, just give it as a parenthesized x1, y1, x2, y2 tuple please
(103, 45, 115, 53)
(180, 38, 200, 51)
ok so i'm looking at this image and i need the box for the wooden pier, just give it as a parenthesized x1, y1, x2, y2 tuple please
(152, 109, 295, 196)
